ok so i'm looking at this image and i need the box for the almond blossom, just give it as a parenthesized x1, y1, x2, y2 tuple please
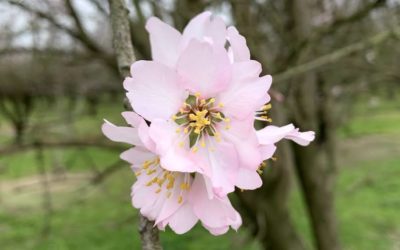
(102, 112, 241, 235)
(102, 11, 315, 236)
(124, 12, 271, 196)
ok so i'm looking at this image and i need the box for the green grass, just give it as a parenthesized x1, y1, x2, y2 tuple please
(336, 156, 400, 250)
(290, 98, 400, 249)
(0, 167, 259, 250)
(1, 96, 400, 249)
(0, 97, 260, 250)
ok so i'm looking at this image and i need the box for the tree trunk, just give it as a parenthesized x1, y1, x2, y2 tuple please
(236, 103, 306, 250)
(290, 1, 341, 249)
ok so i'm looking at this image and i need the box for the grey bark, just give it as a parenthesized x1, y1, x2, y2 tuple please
(231, 1, 306, 249)
(107, 1, 162, 249)
(290, 1, 341, 249)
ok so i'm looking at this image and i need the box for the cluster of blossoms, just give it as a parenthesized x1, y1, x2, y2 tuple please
(102, 12, 315, 235)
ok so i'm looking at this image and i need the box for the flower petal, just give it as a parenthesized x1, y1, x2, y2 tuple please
(101, 120, 142, 146)
(206, 142, 239, 196)
(124, 61, 187, 121)
(257, 124, 315, 147)
(219, 74, 272, 120)
(203, 225, 229, 236)
(177, 39, 231, 97)
(227, 26, 250, 62)
(146, 17, 182, 67)
(148, 119, 199, 173)
(167, 203, 198, 234)
(120, 147, 155, 167)
(259, 144, 277, 160)
(122, 112, 155, 151)
(181, 11, 227, 48)
(235, 168, 262, 190)
(221, 119, 262, 170)
(190, 175, 238, 229)
(256, 124, 296, 145)
(285, 129, 315, 146)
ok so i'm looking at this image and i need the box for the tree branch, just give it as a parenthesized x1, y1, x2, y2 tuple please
(5, 0, 117, 72)
(0, 139, 123, 156)
(108, 0, 136, 77)
(273, 25, 400, 82)
(317, 0, 387, 37)
(107, 0, 162, 249)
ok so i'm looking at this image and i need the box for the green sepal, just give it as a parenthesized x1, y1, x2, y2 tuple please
(175, 116, 188, 125)
(185, 95, 197, 107)
(189, 131, 200, 148)
(205, 126, 215, 136)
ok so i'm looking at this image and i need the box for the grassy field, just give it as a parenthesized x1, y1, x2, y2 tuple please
(1, 97, 399, 249)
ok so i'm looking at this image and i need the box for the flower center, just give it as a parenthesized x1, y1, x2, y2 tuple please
(172, 93, 230, 151)
(134, 157, 191, 204)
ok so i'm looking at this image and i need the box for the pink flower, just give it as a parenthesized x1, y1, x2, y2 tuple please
(256, 124, 316, 160)
(102, 112, 241, 235)
(124, 12, 271, 196)
(101, 11, 316, 236)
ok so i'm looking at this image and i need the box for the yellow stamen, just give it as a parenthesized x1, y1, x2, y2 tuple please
(262, 104, 272, 111)
(180, 182, 190, 190)
(146, 169, 156, 175)
(192, 146, 199, 153)
(155, 188, 161, 194)
(142, 160, 152, 169)
(178, 195, 183, 204)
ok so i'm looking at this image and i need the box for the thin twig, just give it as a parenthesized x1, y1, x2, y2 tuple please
(0, 139, 123, 155)
(273, 26, 400, 82)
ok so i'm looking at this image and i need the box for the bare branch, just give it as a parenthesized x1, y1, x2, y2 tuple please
(5, 0, 117, 72)
(132, 0, 145, 24)
(273, 26, 400, 82)
(0, 139, 123, 156)
(317, 0, 387, 37)
(108, 0, 135, 77)
(88, 0, 109, 16)
(107, 0, 162, 249)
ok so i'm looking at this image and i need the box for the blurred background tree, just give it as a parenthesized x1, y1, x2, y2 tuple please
(0, 0, 399, 250)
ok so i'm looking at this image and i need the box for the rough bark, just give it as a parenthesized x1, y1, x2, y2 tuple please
(289, 1, 341, 249)
(236, 103, 306, 250)
(230, 1, 306, 249)
(107, 1, 162, 249)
